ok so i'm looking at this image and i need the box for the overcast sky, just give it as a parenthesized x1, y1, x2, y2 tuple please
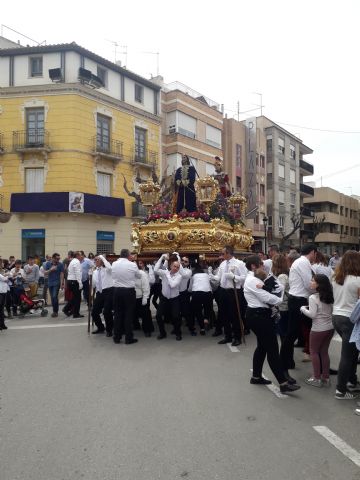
(2, 0, 360, 195)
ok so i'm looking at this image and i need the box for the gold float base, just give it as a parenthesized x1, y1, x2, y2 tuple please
(131, 215, 254, 255)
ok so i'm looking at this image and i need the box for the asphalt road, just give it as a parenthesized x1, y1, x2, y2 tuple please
(1, 307, 360, 480)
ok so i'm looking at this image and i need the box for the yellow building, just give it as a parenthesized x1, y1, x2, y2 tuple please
(0, 42, 161, 259)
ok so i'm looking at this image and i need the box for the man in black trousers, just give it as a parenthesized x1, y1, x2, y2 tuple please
(111, 249, 141, 344)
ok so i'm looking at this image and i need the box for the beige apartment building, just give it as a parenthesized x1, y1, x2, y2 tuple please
(160, 81, 223, 178)
(303, 187, 360, 254)
(222, 116, 314, 251)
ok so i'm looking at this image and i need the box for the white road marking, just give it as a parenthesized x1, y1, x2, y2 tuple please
(8, 322, 87, 330)
(250, 370, 288, 399)
(227, 342, 240, 352)
(313, 426, 360, 468)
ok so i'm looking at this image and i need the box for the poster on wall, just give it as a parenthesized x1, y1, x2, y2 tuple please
(69, 192, 84, 213)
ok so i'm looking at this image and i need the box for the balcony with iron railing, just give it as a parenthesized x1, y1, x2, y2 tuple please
(92, 135, 124, 163)
(299, 159, 314, 176)
(13, 129, 50, 151)
(131, 149, 158, 168)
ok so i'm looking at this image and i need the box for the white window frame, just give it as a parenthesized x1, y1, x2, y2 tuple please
(279, 216, 285, 228)
(177, 112, 196, 139)
(278, 137, 285, 155)
(290, 192, 296, 207)
(97, 172, 112, 197)
(25, 168, 44, 193)
(279, 164, 285, 178)
(279, 190, 285, 205)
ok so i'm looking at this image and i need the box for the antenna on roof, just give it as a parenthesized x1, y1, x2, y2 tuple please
(105, 39, 127, 67)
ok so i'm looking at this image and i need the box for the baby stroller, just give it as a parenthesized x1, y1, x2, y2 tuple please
(18, 292, 48, 318)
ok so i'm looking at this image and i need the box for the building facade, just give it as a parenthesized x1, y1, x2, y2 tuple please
(303, 187, 360, 254)
(0, 42, 161, 259)
(160, 81, 223, 178)
(222, 116, 314, 251)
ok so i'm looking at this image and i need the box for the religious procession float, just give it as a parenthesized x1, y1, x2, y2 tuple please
(127, 156, 254, 260)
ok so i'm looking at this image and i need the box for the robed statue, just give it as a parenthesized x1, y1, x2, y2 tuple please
(174, 154, 197, 213)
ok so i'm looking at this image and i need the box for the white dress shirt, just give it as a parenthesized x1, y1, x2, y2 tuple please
(67, 258, 82, 287)
(92, 255, 113, 292)
(0, 273, 9, 294)
(179, 267, 192, 292)
(135, 270, 151, 301)
(154, 256, 183, 299)
(190, 272, 212, 292)
(211, 257, 247, 289)
(312, 263, 333, 280)
(288, 256, 314, 298)
(263, 259, 273, 275)
(111, 258, 141, 288)
(244, 272, 283, 308)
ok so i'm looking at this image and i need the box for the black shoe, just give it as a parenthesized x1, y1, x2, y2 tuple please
(250, 377, 272, 385)
(92, 328, 105, 334)
(113, 337, 121, 344)
(73, 314, 84, 318)
(330, 368, 338, 375)
(200, 329, 206, 336)
(157, 333, 167, 340)
(176, 335, 182, 341)
(284, 371, 297, 385)
(62, 308, 71, 317)
(231, 338, 241, 347)
(0, 324, 7, 330)
(125, 338, 138, 345)
(280, 383, 301, 393)
(218, 338, 231, 345)
(212, 330, 222, 337)
(144, 332, 151, 337)
(106, 332, 113, 337)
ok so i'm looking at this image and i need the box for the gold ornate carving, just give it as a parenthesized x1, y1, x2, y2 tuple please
(195, 176, 219, 213)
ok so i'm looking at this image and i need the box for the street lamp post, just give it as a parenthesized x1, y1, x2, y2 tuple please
(263, 215, 268, 254)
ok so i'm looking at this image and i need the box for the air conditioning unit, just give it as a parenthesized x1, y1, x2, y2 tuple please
(49, 68, 63, 82)
(169, 125, 177, 134)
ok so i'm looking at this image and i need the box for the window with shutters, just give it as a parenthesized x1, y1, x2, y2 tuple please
(205, 124, 221, 148)
(135, 127, 147, 162)
(26, 108, 44, 146)
(97, 172, 112, 197)
(96, 241, 114, 255)
(290, 169, 296, 184)
(278, 137, 285, 155)
(177, 112, 196, 139)
(25, 168, 44, 193)
(134, 84, 144, 103)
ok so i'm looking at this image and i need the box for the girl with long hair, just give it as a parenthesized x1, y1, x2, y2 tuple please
(332, 250, 360, 400)
(300, 274, 334, 387)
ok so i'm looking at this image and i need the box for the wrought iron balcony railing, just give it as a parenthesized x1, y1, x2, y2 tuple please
(132, 149, 158, 167)
(93, 135, 123, 159)
(13, 129, 50, 150)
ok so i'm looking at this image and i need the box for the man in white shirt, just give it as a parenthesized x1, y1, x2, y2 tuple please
(244, 254, 300, 393)
(111, 249, 141, 345)
(280, 243, 317, 380)
(210, 245, 247, 346)
(91, 255, 114, 336)
(154, 253, 185, 341)
(263, 244, 279, 275)
(178, 256, 194, 334)
(62, 251, 83, 318)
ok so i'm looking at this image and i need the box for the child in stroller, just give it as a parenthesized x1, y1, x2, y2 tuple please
(18, 292, 48, 318)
